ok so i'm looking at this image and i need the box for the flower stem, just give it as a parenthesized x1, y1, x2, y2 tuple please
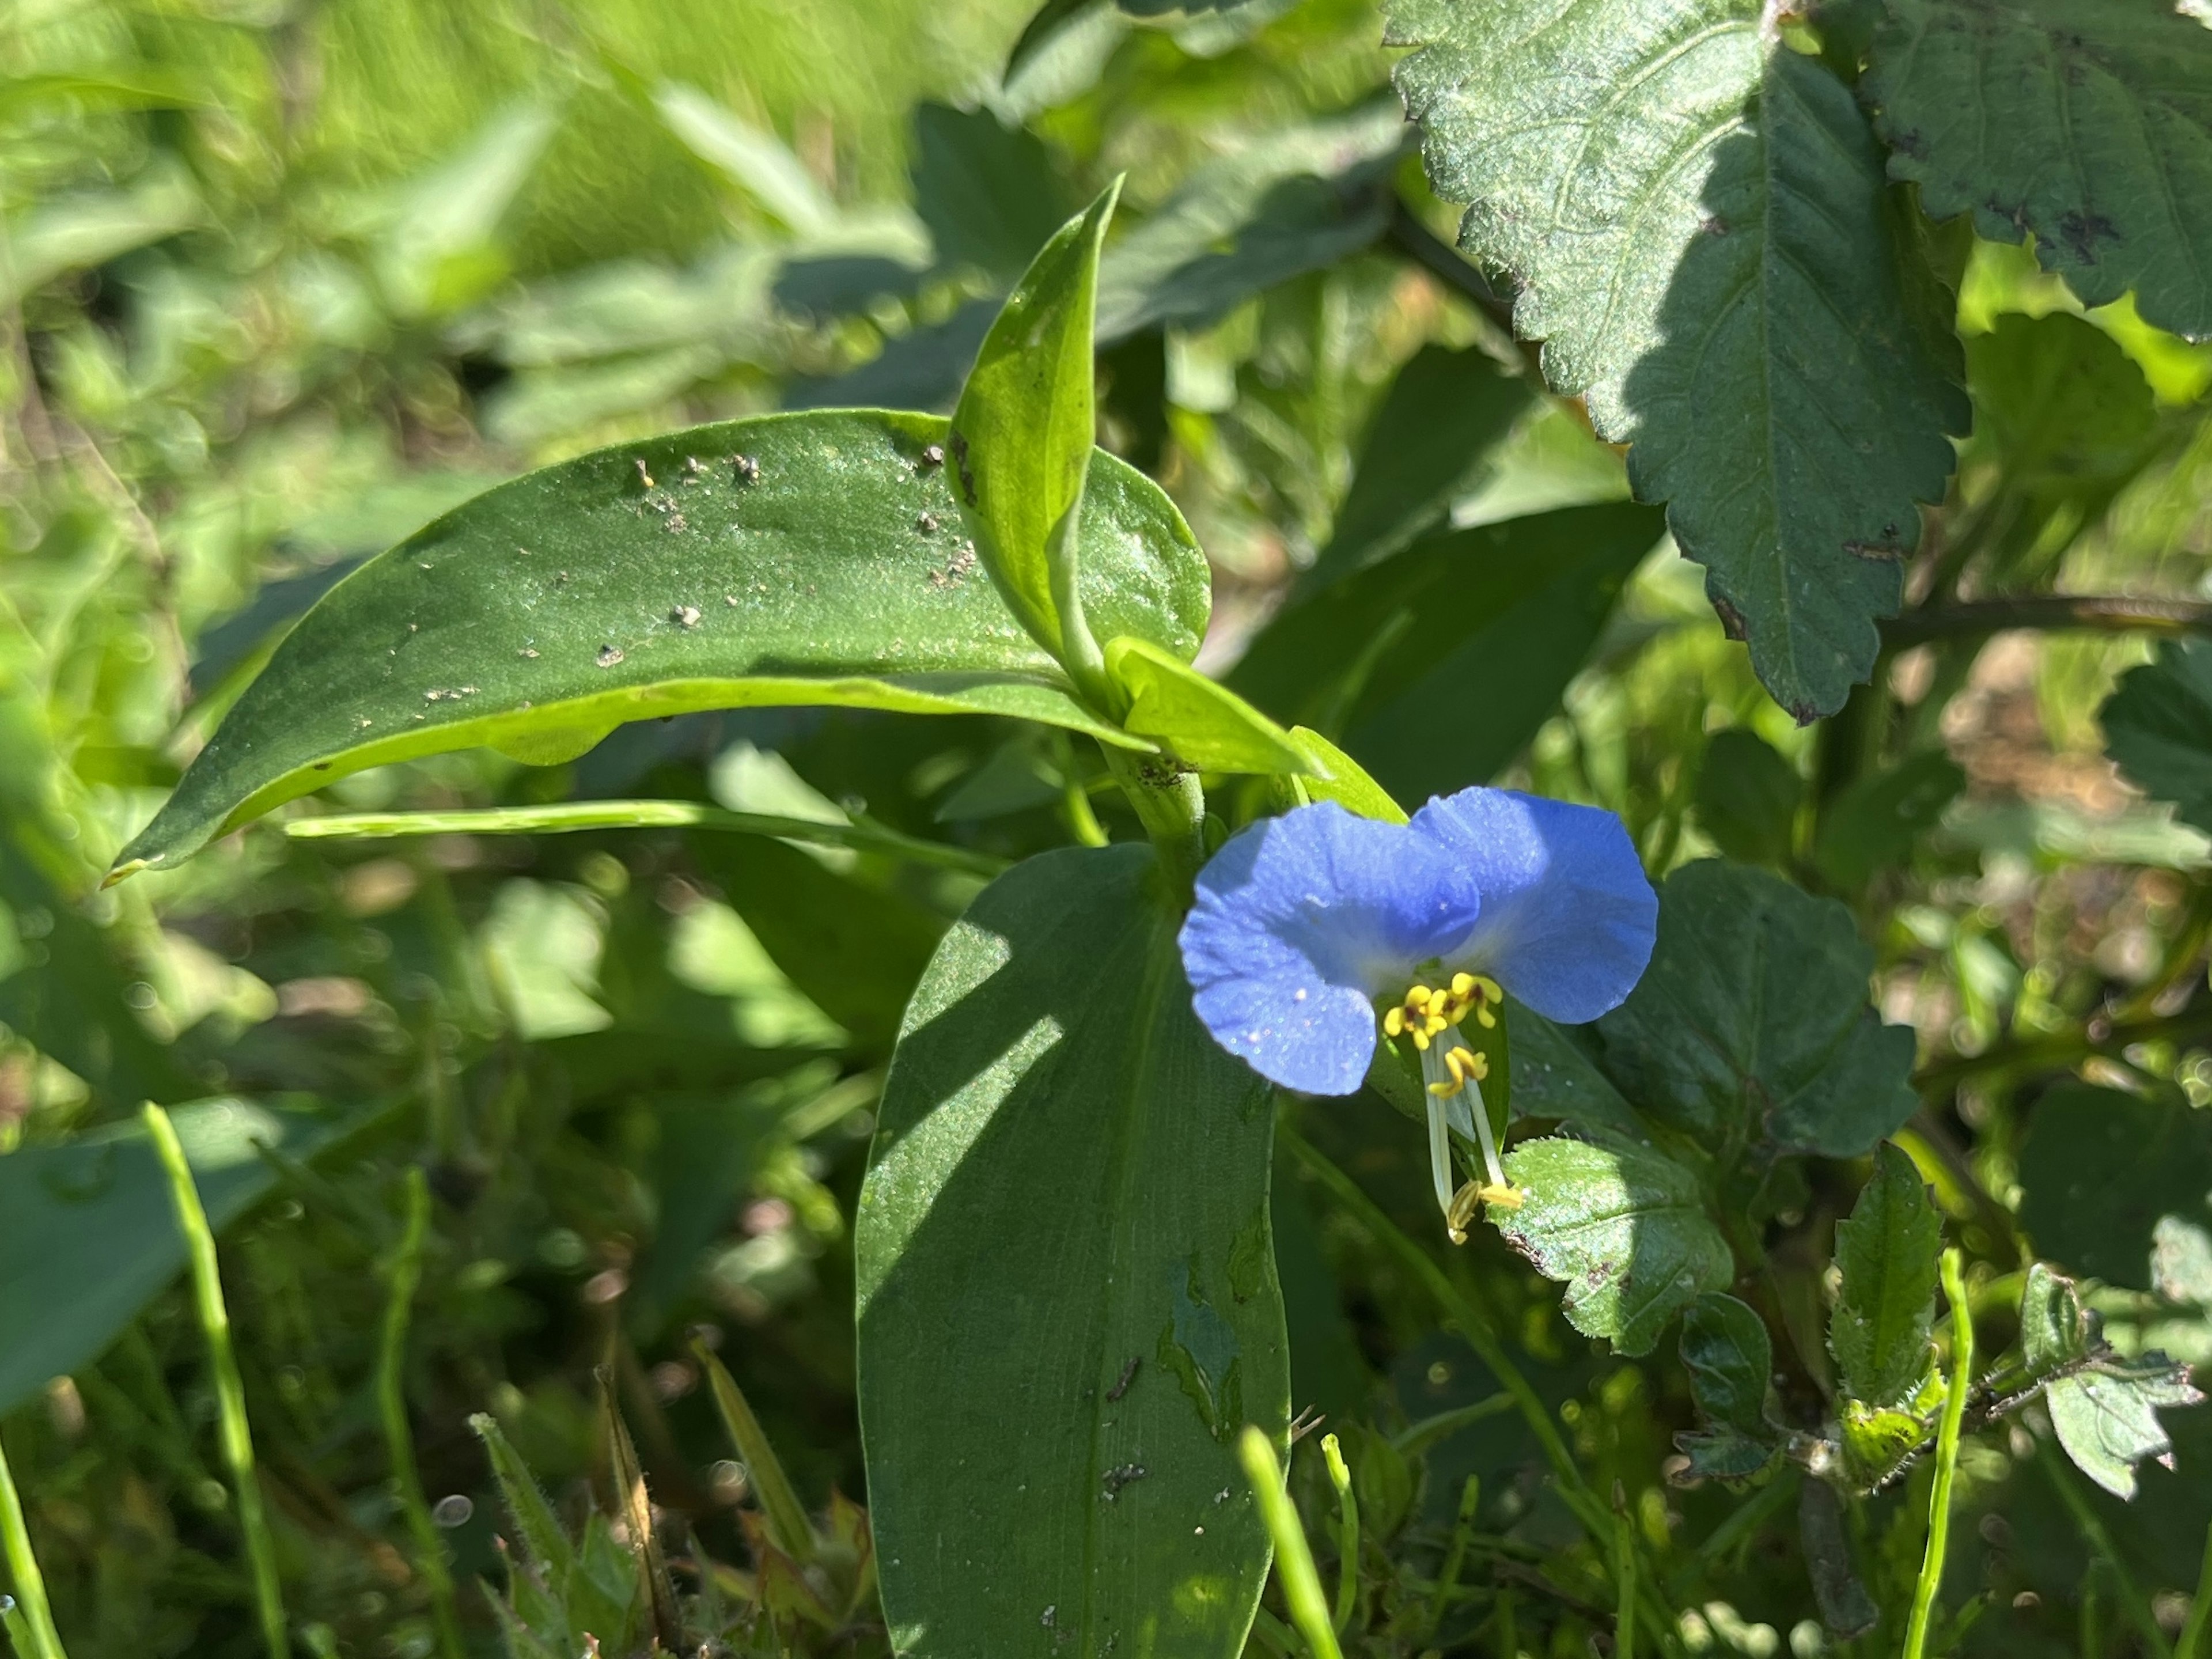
(1237, 1427, 1343, 1659)
(1902, 1248, 1974, 1659)
(0, 1429, 66, 1659)
(377, 1169, 464, 1659)
(142, 1104, 289, 1659)
(1099, 744, 1205, 898)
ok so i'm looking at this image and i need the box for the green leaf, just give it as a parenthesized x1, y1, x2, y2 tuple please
(3, 164, 201, 304)
(0, 1096, 387, 1416)
(1838, 1400, 1930, 1491)
(855, 844, 1287, 1657)
(1592, 862, 1919, 1158)
(1093, 105, 1405, 344)
(950, 184, 1121, 690)
(2017, 1082, 2212, 1293)
(1695, 729, 1804, 869)
(1108, 637, 1311, 775)
(1493, 1131, 1734, 1357)
(1232, 503, 1666, 802)
(1810, 749, 1964, 890)
(113, 410, 1207, 878)
(1677, 1293, 1783, 1480)
(1508, 1013, 1649, 1143)
(911, 102, 1077, 282)
(2017, 1261, 2205, 1498)
(1964, 313, 2163, 509)
(2104, 639, 2212, 836)
(1389, 0, 1967, 718)
(1300, 344, 1537, 589)
(1865, 0, 2212, 340)
(2020, 1261, 2096, 1377)
(1282, 727, 1407, 824)
(1830, 1143, 1942, 1411)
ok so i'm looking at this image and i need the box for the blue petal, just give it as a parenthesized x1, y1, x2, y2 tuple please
(1179, 802, 1483, 1094)
(1409, 787, 1656, 1024)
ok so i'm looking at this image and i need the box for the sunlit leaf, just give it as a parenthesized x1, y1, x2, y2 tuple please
(1830, 1143, 1941, 1411)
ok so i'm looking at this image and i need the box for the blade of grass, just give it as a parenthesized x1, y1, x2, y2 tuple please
(597, 1370, 683, 1652)
(143, 1103, 288, 1659)
(283, 800, 1005, 876)
(0, 1432, 65, 1659)
(1903, 1249, 1974, 1659)
(1320, 1434, 1359, 1634)
(692, 1339, 815, 1561)
(377, 1169, 463, 1659)
(1238, 1426, 1344, 1659)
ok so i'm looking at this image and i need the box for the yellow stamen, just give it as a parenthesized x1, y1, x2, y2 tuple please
(1384, 973, 1501, 1049)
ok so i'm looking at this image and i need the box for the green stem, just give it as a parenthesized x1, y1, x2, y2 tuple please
(0, 1430, 65, 1659)
(2178, 1522, 2212, 1659)
(1882, 592, 2212, 645)
(1612, 1482, 1638, 1659)
(1903, 1249, 1974, 1659)
(1100, 744, 1205, 899)
(1238, 1428, 1343, 1659)
(1054, 734, 1110, 849)
(143, 1104, 289, 1659)
(2038, 1438, 2175, 1659)
(377, 1170, 463, 1659)
(1320, 1434, 1359, 1634)
(1425, 1475, 1481, 1636)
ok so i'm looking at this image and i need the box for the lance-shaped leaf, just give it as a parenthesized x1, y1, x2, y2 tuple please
(950, 184, 1120, 692)
(1493, 1131, 1734, 1357)
(1830, 1142, 1941, 1411)
(112, 410, 1207, 877)
(1388, 0, 1967, 718)
(1865, 0, 2212, 341)
(1591, 861, 1918, 1159)
(1107, 636, 1310, 775)
(2021, 1264, 2205, 1499)
(2104, 639, 2212, 838)
(856, 845, 1287, 1658)
(1677, 1292, 1785, 1480)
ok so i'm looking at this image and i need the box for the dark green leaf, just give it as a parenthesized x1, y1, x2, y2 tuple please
(1233, 503, 1666, 802)
(1677, 1293, 1783, 1480)
(856, 846, 1287, 1657)
(2018, 1082, 2212, 1292)
(1508, 1012, 1649, 1144)
(782, 299, 997, 412)
(114, 411, 1208, 877)
(1389, 0, 1966, 718)
(1829, 1142, 1941, 1410)
(951, 185, 1120, 685)
(1301, 344, 1538, 589)
(2104, 639, 2212, 836)
(1592, 862, 1919, 1158)
(1108, 636, 1310, 774)
(1798, 1475, 1880, 1638)
(911, 102, 1076, 281)
(1811, 750, 1964, 889)
(1493, 1131, 1734, 1357)
(1094, 105, 1404, 343)
(0, 1096, 387, 1416)
(1865, 0, 2212, 339)
(1695, 729, 1804, 869)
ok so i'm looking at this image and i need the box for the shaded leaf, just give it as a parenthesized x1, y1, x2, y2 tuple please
(1830, 1142, 1942, 1410)
(1811, 749, 1964, 889)
(1592, 862, 1919, 1158)
(1865, 0, 2212, 339)
(1799, 1475, 1880, 1638)
(1389, 0, 1965, 718)
(1695, 729, 1803, 869)
(1677, 1293, 1783, 1480)
(2104, 638, 2212, 836)
(1494, 1131, 1734, 1357)
(115, 411, 1208, 877)
(856, 845, 1286, 1657)
(1964, 312, 2164, 506)
(2017, 1082, 2212, 1293)
(912, 101, 1075, 281)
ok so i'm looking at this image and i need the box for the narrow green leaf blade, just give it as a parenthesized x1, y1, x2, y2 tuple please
(950, 185, 1120, 678)
(1109, 637, 1312, 775)
(1494, 1132, 1733, 1357)
(1389, 0, 1967, 717)
(114, 410, 1207, 877)
(1865, 0, 2212, 340)
(1829, 1142, 1941, 1411)
(857, 845, 1288, 1657)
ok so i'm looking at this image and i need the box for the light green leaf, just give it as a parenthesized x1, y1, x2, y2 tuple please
(856, 844, 1286, 1658)
(1233, 503, 1666, 802)
(1678, 1293, 1783, 1480)
(1108, 637, 1312, 775)
(1695, 729, 1804, 869)
(112, 410, 1207, 878)
(1838, 1400, 1930, 1491)
(4, 164, 200, 304)
(2017, 1082, 2212, 1293)
(2104, 639, 2212, 836)
(950, 185, 1121, 690)
(1830, 1142, 1942, 1411)
(1389, 0, 1967, 718)
(1810, 749, 1964, 890)
(1964, 312, 2164, 509)
(2020, 1261, 2097, 1376)
(1865, 0, 2212, 340)
(1592, 862, 1919, 1158)
(2017, 1260, 2205, 1497)
(1494, 1131, 1734, 1357)
(1282, 726, 1406, 824)
(0, 1096, 388, 1416)
(653, 83, 839, 237)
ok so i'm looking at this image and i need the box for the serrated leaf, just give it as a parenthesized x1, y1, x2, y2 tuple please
(1695, 729, 1804, 869)
(1591, 861, 1919, 1158)
(113, 411, 1207, 878)
(855, 845, 1286, 1657)
(1678, 1293, 1784, 1480)
(2104, 639, 2212, 836)
(1830, 1142, 1942, 1410)
(1107, 636, 1312, 774)
(1865, 0, 2212, 340)
(1232, 503, 1666, 802)
(1493, 1132, 1734, 1357)
(1838, 1399, 1930, 1491)
(2049, 1355, 2205, 1499)
(1389, 0, 1966, 717)
(1509, 1013, 1650, 1143)
(2017, 1081, 2212, 1292)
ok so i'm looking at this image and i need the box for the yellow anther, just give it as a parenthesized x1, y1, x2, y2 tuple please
(1426, 1044, 1490, 1097)
(1450, 971, 1476, 998)
(1382, 1006, 1404, 1037)
(1445, 1177, 1522, 1243)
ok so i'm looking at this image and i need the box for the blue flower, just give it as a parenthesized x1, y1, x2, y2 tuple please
(1178, 786, 1657, 1236)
